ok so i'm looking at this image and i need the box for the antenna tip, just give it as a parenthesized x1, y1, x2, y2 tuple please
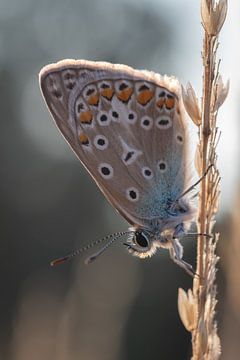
(50, 256, 70, 267)
(84, 255, 96, 265)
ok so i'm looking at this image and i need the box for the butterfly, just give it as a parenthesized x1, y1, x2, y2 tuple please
(39, 59, 199, 275)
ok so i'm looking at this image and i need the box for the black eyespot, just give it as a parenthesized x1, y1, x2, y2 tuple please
(139, 84, 149, 91)
(97, 138, 105, 146)
(112, 111, 119, 118)
(129, 190, 137, 199)
(94, 135, 108, 150)
(98, 163, 113, 178)
(100, 114, 108, 122)
(66, 82, 74, 90)
(124, 151, 134, 163)
(126, 187, 139, 201)
(64, 72, 73, 80)
(142, 167, 153, 179)
(86, 88, 95, 96)
(156, 116, 172, 129)
(159, 91, 166, 97)
(101, 167, 110, 176)
(53, 90, 62, 98)
(101, 83, 109, 89)
(128, 113, 135, 120)
(119, 83, 128, 90)
(144, 169, 151, 176)
(141, 117, 152, 130)
(135, 232, 149, 248)
(77, 103, 84, 112)
(167, 94, 174, 99)
(177, 135, 183, 142)
(158, 119, 169, 126)
(159, 162, 166, 170)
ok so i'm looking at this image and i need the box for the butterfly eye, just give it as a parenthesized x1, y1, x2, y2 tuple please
(135, 232, 149, 248)
(125, 231, 157, 258)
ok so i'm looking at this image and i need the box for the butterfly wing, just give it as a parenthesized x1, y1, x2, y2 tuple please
(39, 60, 191, 227)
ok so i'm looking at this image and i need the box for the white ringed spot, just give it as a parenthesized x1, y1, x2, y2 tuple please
(156, 116, 172, 129)
(97, 111, 111, 126)
(158, 161, 167, 173)
(126, 111, 137, 124)
(126, 187, 139, 202)
(111, 110, 120, 121)
(120, 137, 142, 165)
(140, 116, 153, 130)
(75, 97, 88, 114)
(98, 163, 114, 179)
(94, 135, 109, 150)
(141, 167, 154, 179)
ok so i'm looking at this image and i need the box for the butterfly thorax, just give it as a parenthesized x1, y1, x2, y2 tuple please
(135, 194, 195, 231)
(125, 195, 196, 258)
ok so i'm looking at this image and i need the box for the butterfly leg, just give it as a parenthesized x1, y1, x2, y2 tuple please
(173, 224, 213, 240)
(172, 223, 185, 239)
(169, 238, 195, 277)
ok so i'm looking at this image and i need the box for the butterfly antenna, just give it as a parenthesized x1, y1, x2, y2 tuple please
(175, 164, 213, 202)
(50, 231, 130, 267)
(84, 232, 128, 265)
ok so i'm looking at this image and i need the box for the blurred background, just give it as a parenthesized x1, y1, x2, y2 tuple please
(0, 0, 239, 359)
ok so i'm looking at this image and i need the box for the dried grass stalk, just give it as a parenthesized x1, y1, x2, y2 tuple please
(179, 1, 228, 359)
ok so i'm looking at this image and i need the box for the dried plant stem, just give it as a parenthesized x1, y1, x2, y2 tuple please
(197, 32, 215, 296)
(193, 1, 228, 358)
(193, 32, 217, 359)
(178, 1, 228, 359)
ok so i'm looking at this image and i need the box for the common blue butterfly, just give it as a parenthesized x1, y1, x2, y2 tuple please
(39, 60, 198, 275)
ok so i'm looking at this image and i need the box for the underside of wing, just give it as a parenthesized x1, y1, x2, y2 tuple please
(39, 59, 191, 226)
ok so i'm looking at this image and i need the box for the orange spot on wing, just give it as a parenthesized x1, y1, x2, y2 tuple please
(156, 98, 165, 109)
(79, 133, 89, 145)
(137, 90, 154, 105)
(117, 87, 133, 102)
(79, 111, 93, 124)
(87, 94, 99, 106)
(165, 97, 175, 110)
(101, 88, 114, 100)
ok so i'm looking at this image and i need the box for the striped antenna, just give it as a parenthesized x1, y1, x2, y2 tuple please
(50, 230, 131, 267)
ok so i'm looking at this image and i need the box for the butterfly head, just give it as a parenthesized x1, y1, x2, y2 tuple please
(125, 227, 174, 259)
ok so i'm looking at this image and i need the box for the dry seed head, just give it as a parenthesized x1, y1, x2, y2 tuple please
(201, 0, 228, 36)
(198, 316, 208, 356)
(212, 193, 220, 215)
(211, 331, 221, 359)
(204, 294, 213, 323)
(181, 83, 202, 126)
(194, 144, 202, 177)
(213, 75, 229, 111)
(178, 288, 197, 332)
